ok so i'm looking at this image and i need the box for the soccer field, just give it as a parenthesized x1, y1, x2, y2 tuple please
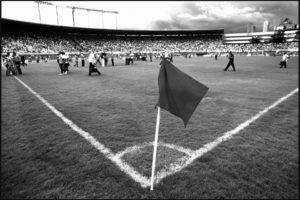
(1, 56, 298, 198)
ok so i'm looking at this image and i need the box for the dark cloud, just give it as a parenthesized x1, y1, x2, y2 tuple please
(180, 2, 209, 17)
(234, 1, 298, 24)
(149, 1, 298, 33)
(150, 18, 255, 33)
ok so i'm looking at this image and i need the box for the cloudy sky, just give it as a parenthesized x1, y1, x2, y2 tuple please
(2, 1, 298, 33)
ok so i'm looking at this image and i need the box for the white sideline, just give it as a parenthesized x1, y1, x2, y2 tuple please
(154, 88, 299, 185)
(5, 70, 298, 188)
(11, 75, 151, 188)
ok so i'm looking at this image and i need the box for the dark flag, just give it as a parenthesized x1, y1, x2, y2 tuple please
(157, 59, 209, 127)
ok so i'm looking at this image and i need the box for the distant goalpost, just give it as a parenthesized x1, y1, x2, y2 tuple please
(34, 1, 119, 29)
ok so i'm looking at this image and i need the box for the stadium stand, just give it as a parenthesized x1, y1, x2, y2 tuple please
(1, 19, 299, 57)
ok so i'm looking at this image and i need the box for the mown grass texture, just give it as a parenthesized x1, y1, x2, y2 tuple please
(1, 56, 298, 198)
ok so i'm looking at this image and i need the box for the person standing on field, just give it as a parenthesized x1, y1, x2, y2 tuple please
(5, 53, 17, 76)
(111, 52, 114, 66)
(81, 52, 85, 67)
(101, 51, 106, 67)
(170, 52, 173, 63)
(74, 54, 79, 67)
(14, 52, 22, 75)
(21, 55, 26, 66)
(88, 50, 101, 76)
(149, 52, 153, 62)
(95, 53, 101, 66)
(129, 51, 134, 64)
(224, 51, 236, 71)
(58, 53, 64, 75)
(279, 52, 289, 68)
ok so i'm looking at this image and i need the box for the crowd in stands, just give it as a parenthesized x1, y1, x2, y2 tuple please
(2, 33, 77, 54)
(1, 32, 298, 55)
(73, 35, 224, 53)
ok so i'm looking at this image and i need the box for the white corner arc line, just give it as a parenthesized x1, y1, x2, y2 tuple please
(154, 88, 298, 185)
(10, 75, 151, 188)
(114, 142, 152, 159)
(159, 142, 194, 156)
(115, 141, 194, 160)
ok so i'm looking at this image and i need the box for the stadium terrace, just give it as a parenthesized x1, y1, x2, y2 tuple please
(2, 18, 298, 58)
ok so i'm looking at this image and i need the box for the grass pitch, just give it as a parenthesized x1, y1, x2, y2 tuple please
(1, 56, 298, 198)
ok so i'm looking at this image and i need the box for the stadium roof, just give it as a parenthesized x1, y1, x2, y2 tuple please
(1, 18, 224, 36)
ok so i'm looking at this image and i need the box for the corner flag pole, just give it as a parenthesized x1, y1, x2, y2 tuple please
(150, 106, 161, 190)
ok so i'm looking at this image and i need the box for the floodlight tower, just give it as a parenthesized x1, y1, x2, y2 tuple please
(34, 1, 119, 29)
(72, 7, 75, 27)
(34, 1, 42, 23)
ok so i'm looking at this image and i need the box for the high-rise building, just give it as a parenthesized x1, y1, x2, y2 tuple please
(247, 23, 255, 33)
(263, 20, 270, 32)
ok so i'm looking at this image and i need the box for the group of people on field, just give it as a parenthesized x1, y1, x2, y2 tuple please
(56, 50, 111, 76)
(125, 51, 134, 65)
(57, 52, 70, 75)
(222, 51, 290, 71)
(3, 50, 291, 78)
(2, 52, 23, 76)
(162, 51, 174, 63)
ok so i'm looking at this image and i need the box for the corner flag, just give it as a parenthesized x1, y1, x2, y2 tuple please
(157, 59, 209, 127)
(151, 59, 209, 191)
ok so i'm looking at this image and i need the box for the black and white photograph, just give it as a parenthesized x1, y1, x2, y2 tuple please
(1, 1, 298, 199)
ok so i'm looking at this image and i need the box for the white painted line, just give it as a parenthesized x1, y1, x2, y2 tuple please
(115, 141, 194, 159)
(159, 142, 194, 156)
(155, 155, 193, 184)
(114, 142, 152, 159)
(10, 75, 151, 188)
(154, 88, 298, 185)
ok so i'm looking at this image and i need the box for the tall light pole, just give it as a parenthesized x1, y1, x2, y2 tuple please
(87, 10, 90, 28)
(37, 2, 41, 23)
(102, 12, 104, 28)
(72, 7, 75, 27)
(35, 2, 119, 29)
(56, 5, 59, 25)
(115, 14, 118, 29)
